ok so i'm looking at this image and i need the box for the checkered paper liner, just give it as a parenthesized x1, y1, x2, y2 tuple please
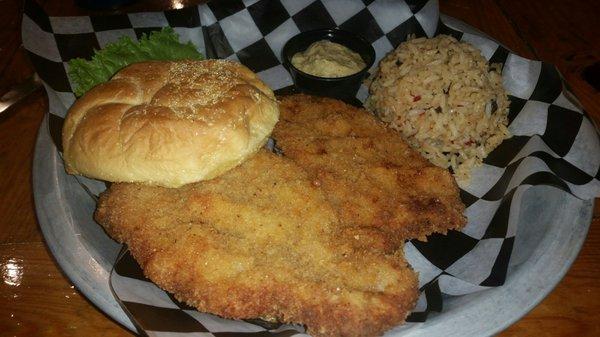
(22, 0, 600, 335)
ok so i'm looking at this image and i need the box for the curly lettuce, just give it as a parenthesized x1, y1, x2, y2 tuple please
(68, 27, 204, 96)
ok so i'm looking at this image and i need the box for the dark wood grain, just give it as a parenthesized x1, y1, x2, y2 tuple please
(0, 5, 34, 94)
(493, 0, 600, 125)
(0, 90, 44, 244)
(0, 0, 42, 243)
(0, 243, 135, 337)
(441, 0, 536, 59)
(40, 0, 207, 16)
(0, 1, 598, 336)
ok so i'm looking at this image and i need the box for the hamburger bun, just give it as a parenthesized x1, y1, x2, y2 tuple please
(62, 60, 279, 188)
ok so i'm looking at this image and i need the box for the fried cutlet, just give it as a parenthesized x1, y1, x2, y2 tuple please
(272, 94, 466, 249)
(96, 151, 418, 337)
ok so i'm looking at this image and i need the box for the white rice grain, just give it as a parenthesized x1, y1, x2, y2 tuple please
(366, 35, 511, 183)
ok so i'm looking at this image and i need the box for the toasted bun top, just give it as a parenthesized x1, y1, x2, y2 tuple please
(62, 60, 278, 188)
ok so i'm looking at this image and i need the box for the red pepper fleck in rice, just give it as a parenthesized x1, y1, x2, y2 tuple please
(366, 35, 511, 184)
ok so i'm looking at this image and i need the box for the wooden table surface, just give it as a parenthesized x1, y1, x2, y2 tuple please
(0, 0, 598, 336)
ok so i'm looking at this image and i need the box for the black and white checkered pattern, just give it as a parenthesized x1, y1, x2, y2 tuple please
(401, 21, 600, 321)
(23, 0, 600, 334)
(110, 247, 309, 336)
(22, 0, 438, 115)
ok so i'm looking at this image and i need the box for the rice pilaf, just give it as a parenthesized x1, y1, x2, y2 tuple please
(366, 35, 510, 183)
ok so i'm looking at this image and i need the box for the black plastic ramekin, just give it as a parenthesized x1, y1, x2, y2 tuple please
(282, 29, 375, 103)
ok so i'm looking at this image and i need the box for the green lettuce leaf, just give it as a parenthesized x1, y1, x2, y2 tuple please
(68, 27, 204, 96)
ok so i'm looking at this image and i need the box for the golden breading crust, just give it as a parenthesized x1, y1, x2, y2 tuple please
(273, 94, 466, 248)
(96, 151, 418, 337)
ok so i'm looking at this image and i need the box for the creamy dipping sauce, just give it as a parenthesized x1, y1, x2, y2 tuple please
(291, 40, 366, 78)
